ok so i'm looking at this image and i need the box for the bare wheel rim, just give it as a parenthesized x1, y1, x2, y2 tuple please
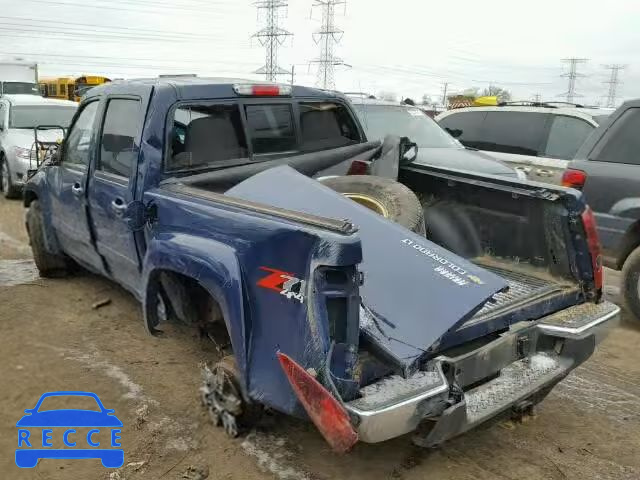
(1, 162, 8, 192)
(343, 193, 389, 217)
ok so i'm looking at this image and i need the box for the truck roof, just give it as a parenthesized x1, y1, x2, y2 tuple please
(1, 94, 76, 107)
(84, 76, 343, 101)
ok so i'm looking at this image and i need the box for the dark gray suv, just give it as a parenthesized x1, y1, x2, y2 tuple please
(565, 99, 640, 320)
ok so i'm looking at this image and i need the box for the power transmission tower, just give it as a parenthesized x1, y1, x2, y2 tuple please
(311, 0, 347, 89)
(252, 0, 292, 82)
(532, 93, 542, 103)
(559, 58, 588, 103)
(603, 64, 626, 108)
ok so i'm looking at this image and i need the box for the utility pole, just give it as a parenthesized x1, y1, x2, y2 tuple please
(560, 58, 588, 103)
(252, 0, 292, 82)
(311, 0, 346, 89)
(603, 64, 626, 108)
(290, 64, 295, 85)
(533, 93, 542, 103)
(441, 82, 449, 110)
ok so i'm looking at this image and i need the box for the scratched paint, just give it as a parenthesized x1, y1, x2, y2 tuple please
(0, 259, 39, 286)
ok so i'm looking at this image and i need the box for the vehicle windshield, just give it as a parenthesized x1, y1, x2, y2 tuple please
(352, 103, 460, 148)
(10, 105, 77, 129)
(3, 82, 39, 95)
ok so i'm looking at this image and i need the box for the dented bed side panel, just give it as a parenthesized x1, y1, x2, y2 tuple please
(141, 187, 363, 416)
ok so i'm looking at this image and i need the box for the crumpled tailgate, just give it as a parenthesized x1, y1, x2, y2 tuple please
(226, 166, 508, 371)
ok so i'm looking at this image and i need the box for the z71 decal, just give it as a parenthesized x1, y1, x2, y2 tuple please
(257, 267, 306, 304)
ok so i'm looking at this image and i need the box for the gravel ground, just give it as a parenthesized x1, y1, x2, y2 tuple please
(1, 196, 639, 480)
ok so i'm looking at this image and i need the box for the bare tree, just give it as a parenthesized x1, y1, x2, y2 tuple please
(481, 86, 512, 102)
(421, 94, 432, 105)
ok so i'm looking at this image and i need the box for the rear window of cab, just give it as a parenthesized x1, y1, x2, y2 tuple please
(166, 100, 361, 172)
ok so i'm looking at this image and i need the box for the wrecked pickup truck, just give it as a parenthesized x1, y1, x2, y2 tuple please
(23, 78, 619, 452)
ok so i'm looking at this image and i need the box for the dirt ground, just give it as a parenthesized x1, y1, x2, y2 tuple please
(1, 196, 640, 480)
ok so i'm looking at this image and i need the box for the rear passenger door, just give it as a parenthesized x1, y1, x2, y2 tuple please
(87, 96, 144, 290)
(573, 107, 640, 253)
(538, 115, 596, 184)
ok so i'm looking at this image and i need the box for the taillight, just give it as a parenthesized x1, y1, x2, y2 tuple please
(347, 160, 369, 175)
(276, 352, 357, 453)
(581, 206, 603, 291)
(561, 168, 586, 189)
(233, 84, 292, 96)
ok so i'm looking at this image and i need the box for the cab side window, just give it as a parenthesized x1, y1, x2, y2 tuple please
(591, 108, 640, 165)
(479, 112, 548, 156)
(544, 116, 594, 160)
(168, 104, 248, 171)
(299, 102, 360, 151)
(438, 111, 487, 148)
(98, 99, 141, 179)
(63, 101, 98, 167)
(0, 103, 6, 130)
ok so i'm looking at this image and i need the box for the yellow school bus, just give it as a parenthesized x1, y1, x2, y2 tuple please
(39, 77, 76, 101)
(73, 75, 111, 101)
(39, 75, 111, 102)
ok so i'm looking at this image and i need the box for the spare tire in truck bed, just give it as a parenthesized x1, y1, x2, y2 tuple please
(320, 175, 426, 234)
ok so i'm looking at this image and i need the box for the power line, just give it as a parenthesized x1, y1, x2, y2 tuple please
(0, 15, 232, 39)
(0, 50, 257, 68)
(603, 64, 626, 108)
(310, 0, 347, 89)
(252, 0, 292, 82)
(16, 0, 238, 16)
(559, 58, 588, 103)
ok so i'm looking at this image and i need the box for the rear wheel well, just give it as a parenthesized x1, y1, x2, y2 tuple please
(616, 220, 640, 269)
(147, 269, 231, 352)
(23, 189, 38, 207)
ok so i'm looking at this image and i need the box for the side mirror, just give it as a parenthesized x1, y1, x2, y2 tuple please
(445, 127, 463, 138)
(399, 137, 418, 165)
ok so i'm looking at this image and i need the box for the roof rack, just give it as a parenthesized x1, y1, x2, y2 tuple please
(344, 92, 377, 99)
(497, 100, 585, 109)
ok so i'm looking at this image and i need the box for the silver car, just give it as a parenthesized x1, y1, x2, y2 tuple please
(0, 94, 76, 198)
(436, 103, 613, 184)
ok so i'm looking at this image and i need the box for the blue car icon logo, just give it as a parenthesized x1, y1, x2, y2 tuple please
(16, 391, 123, 468)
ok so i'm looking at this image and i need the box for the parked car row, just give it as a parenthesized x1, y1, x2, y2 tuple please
(0, 94, 76, 198)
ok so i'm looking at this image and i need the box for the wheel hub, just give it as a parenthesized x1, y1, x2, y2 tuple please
(201, 359, 245, 438)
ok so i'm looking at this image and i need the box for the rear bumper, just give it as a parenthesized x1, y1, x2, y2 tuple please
(345, 301, 619, 445)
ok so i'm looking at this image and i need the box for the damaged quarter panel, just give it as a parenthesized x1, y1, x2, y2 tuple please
(142, 186, 362, 416)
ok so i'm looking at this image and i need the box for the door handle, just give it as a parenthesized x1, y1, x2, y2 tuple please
(71, 183, 83, 196)
(111, 198, 127, 217)
(536, 168, 553, 177)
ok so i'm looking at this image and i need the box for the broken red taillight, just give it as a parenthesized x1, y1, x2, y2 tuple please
(581, 206, 603, 291)
(276, 352, 358, 453)
(347, 160, 369, 175)
(233, 84, 292, 96)
(561, 168, 587, 189)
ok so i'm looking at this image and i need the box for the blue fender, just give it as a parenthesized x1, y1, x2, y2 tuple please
(23, 170, 65, 256)
(142, 232, 248, 388)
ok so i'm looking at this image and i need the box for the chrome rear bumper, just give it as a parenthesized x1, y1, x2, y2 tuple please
(345, 301, 620, 444)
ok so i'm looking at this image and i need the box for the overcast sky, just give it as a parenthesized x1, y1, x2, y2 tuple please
(2, 0, 638, 106)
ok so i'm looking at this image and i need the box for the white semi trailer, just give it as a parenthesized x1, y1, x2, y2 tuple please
(0, 59, 39, 95)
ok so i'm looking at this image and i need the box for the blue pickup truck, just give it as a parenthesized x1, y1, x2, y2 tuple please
(23, 77, 619, 452)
